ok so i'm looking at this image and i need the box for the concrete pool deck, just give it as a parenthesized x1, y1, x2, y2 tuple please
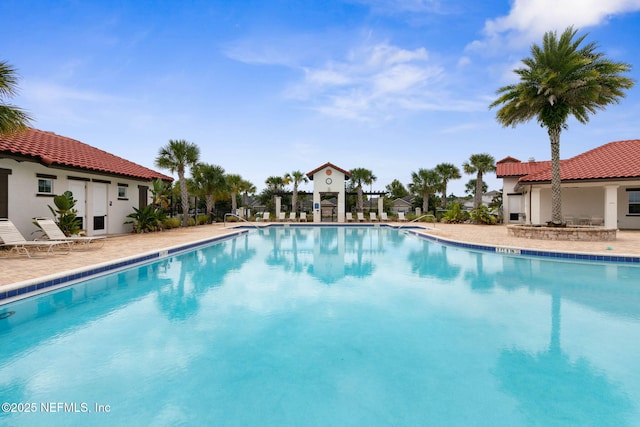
(2, 222, 640, 288)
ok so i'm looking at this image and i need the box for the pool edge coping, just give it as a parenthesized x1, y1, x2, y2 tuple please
(2, 223, 638, 305)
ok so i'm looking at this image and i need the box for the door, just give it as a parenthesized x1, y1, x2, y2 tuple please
(69, 180, 87, 231)
(92, 182, 108, 235)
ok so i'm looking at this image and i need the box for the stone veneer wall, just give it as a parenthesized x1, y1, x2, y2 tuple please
(507, 225, 617, 241)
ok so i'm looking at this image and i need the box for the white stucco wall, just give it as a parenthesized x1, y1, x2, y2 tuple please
(1, 158, 154, 238)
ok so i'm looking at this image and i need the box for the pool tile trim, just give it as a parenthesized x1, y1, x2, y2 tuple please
(0, 230, 246, 305)
(3, 224, 638, 305)
(408, 230, 640, 264)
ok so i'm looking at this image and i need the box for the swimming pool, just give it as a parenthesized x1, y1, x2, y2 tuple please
(1, 226, 639, 426)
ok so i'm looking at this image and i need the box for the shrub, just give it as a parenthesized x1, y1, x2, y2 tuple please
(196, 214, 209, 225)
(469, 205, 497, 225)
(163, 217, 181, 229)
(125, 205, 166, 233)
(441, 203, 469, 223)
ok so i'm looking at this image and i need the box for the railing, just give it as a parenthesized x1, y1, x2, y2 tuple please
(223, 213, 260, 229)
(398, 214, 437, 229)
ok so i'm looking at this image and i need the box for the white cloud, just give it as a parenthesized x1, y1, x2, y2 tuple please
(470, 0, 640, 52)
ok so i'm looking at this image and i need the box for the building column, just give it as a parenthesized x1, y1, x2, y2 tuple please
(312, 190, 321, 222)
(604, 185, 619, 229)
(378, 196, 384, 214)
(275, 196, 282, 220)
(530, 187, 542, 225)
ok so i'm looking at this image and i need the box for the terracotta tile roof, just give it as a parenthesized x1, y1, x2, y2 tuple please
(521, 139, 640, 183)
(0, 128, 172, 181)
(306, 162, 352, 180)
(496, 157, 552, 178)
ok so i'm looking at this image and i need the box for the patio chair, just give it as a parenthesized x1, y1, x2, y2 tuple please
(380, 212, 389, 222)
(370, 212, 378, 222)
(299, 212, 307, 222)
(357, 212, 365, 222)
(345, 212, 354, 222)
(34, 217, 105, 250)
(278, 212, 286, 222)
(397, 212, 407, 222)
(288, 212, 297, 222)
(0, 218, 71, 258)
(262, 212, 270, 222)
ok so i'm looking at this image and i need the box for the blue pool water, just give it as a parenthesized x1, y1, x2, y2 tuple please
(1, 226, 640, 426)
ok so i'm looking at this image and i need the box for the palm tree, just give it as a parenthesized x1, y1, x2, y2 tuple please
(284, 170, 309, 212)
(0, 60, 32, 135)
(434, 163, 461, 209)
(191, 163, 226, 220)
(226, 174, 244, 214)
(150, 178, 172, 210)
(490, 27, 634, 225)
(408, 168, 440, 214)
(463, 154, 495, 209)
(465, 179, 488, 198)
(350, 168, 377, 212)
(155, 139, 200, 227)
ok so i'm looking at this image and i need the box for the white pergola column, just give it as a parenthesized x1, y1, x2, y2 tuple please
(312, 190, 321, 222)
(275, 196, 282, 219)
(530, 187, 542, 224)
(377, 196, 384, 214)
(604, 185, 619, 229)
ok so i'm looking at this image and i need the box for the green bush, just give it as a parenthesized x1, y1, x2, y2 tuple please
(163, 217, 181, 229)
(441, 203, 469, 223)
(125, 205, 166, 233)
(469, 205, 497, 225)
(47, 191, 82, 236)
(197, 214, 209, 225)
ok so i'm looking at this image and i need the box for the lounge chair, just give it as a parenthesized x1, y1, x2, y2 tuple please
(398, 212, 407, 222)
(299, 212, 307, 222)
(262, 212, 270, 222)
(345, 212, 354, 222)
(288, 212, 297, 222)
(357, 212, 365, 222)
(370, 212, 378, 222)
(380, 212, 389, 222)
(278, 212, 286, 222)
(34, 217, 105, 249)
(0, 218, 71, 258)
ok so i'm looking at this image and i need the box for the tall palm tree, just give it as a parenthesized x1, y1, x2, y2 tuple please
(191, 163, 226, 220)
(155, 139, 200, 227)
(0, 60, 32, 135)
(226, 174, 245, 214)
(350, 168, 376, 211)
(463, 153, 496, 209)
(490, 27, 634, 225)
(408, 168, 440, 214)
(284, 170, 308, 212)
(434, 163, 461, 209)
(150, 178, 172, 210)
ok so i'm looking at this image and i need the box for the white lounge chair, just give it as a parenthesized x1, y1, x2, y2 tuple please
(380, 212, 389, 222)
(262, 212, 270, 222)
(398, 212, 407, 222)
(288, 212, 297, 222)
(370, 212, 378, 222)
(0, 218, 71, 258)
(34, 217, 105, 249)
(299, 212, 307, 222)
(278, 212, 286, 222)
(345, 212, 354, 222)
(357, 212, 365, 222)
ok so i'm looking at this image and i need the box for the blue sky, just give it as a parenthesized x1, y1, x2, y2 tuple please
(2, 0, 640, 195)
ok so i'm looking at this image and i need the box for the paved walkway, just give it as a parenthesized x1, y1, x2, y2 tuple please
(2, 223, 639, 287)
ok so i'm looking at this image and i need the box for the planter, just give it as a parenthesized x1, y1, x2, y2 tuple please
(507, 224, 617, 241)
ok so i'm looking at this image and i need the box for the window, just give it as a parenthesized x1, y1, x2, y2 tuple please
(38, 178, 53, 194)
(629, 190, 640, 214)
(118, 186, 127, 199)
